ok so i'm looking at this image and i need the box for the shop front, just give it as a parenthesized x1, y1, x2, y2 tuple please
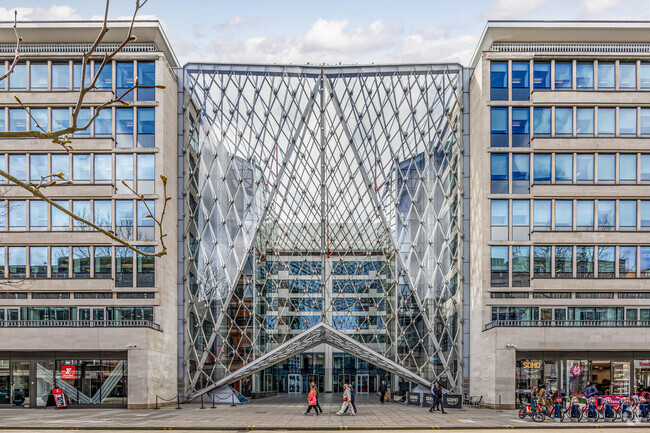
(515, 352, 650, 406)
(0, 352, 127, 408)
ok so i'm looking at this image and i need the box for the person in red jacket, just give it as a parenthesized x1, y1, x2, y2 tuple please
(303, 385, 321, 416)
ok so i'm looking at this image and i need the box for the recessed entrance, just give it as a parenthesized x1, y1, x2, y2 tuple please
(288, 374, 301, 394)
(356, 374, 369, 393)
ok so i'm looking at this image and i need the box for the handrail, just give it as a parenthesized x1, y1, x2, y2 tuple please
(0, 319, 162, 331)
(484, 319, 650, 330)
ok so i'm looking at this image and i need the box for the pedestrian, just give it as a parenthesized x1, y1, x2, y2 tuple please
(303, 385, 320, 416)
(337, 384, 355, 415)
(378, 380, 387, 404)
(343, 384, 357, 414)
(537, 384, 548, 410)
(430, 381, 447, 414)
(584, 381, 598, 404)
(310, 381, 323, 414)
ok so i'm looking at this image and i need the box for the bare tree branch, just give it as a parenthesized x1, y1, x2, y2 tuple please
(0, 10, 22, 82)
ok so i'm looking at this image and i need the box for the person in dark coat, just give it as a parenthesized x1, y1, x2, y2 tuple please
(429, 381, 447, 414)
(378, 380, 387, 403)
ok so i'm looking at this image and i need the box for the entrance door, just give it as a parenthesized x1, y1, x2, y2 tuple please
(11, 361, 30, 407)
(356, 374, 369, 393)
(288, 374, 301, 394)
(337, 374, 350, 393)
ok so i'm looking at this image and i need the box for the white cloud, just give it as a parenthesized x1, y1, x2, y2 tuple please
(302, 19, 401, 54)
(218, 15, 264, 32)
(0, 5, 83, 21)
(387, 26, 479, 64)
(577, 0, 620, 16)
(484, 0, 551, 19)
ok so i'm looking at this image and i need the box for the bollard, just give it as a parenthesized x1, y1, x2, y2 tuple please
(211, 394, 216, 409)
(497, 395, 502, 413)
(177, 393, 182, 410)
(231, 392, 236, 407)
(200, 394, 205, 409)
(154, 395, 159, 410)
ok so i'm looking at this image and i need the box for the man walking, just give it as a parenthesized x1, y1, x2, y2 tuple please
(429, 381, 447, 414)
(378, 380, 387, 404)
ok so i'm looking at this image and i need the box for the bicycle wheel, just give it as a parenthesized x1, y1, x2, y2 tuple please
(518, 408, 526, 419)
(621, 411, 631, 422)
(533, 412, 545, 423)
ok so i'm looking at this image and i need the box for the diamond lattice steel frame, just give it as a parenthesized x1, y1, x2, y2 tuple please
(182, 64, 465, 398)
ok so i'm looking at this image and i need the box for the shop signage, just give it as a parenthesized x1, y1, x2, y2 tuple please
(570, 364, 583, 377)
(423, 393, 435, 406)
(52, 388, 68, 408)
(61, 365, 75, 380)
(522, 361, 542, 369)
(407, 392, 421, 405)
(443, 394, 463, 409)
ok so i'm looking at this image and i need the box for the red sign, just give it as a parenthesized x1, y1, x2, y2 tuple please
(61, 365, 75, 380)
(52, 388, 68, 408)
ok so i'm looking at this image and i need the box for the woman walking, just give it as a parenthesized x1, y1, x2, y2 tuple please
(337, 384, 355, 415)
(304, 385, 320, 416)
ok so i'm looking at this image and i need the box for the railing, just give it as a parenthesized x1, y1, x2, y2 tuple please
(0, 320, 162, 331)
(491, 42, 650, 54)
(484, 320, 650, 330)
(0, 43, 158, 54)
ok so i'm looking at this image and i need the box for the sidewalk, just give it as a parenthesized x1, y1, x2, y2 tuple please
(0, 394, 649, 430)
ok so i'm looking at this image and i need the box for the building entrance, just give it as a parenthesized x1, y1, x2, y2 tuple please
(356, 374, 369, 393)
(337, 374, 350, 393)
(288, 374, 301, 394)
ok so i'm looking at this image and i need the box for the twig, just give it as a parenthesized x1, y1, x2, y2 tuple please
(0, 11, 22, 82)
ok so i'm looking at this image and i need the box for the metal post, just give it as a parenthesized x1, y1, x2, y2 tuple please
(177, 393, 182, 410)
(231, 392, 236, 407)
(200, 394, 205, 409)
(211, 394, 216, 409)
(154, 395, 159, 410)
(498, 395, 502, 412)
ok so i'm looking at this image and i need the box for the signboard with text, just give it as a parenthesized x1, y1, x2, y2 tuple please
(407, 392, 421, 405)
(61, 365, 75, 380)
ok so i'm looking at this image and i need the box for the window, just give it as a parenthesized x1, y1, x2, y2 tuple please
(30, 246, 48, 278)
(555, 107, 573, 136)
(555, 200, 573, 229)
(9, 63, 26, 90)
(94, 154, 112, 183)
(9, 201, 26, 230)
(598, 200, 615, 230)
(575, 292, 613, 299)
(94, 246, 112, 278)
(72, 62, 91, 89)
(555, 154, 573, 183)
(52, 62, 69, 90)
(490, 292, 529, 299)
(576, 108, 594, 135)
(51, 108, 69, 131)
(512, 246, 530, 287)
(490, 154, 508, 194)
(641, 247, 650, 278)
(137, 154, 155, 194)
(491, 246, 509, 287)
(533, 154, 551, 183)
(115, 247, 133, 287)
(642, 109, 650, 135)
(642, 62, 650, 88)
(491, 306, 538, 321)
(620, 200, 637, 229)
(598, 108, 615, 135)
(94, 200, 112, 228)
(533, 246, 552, 278)
(534, 292, 571, 299)
(490, 107, 508, 147)
(9, 108, 26, 131)
(137, 246, 155, 287)
(30, 108, 48, 132)
(512, 200, 529, 227)
(555, 62, 572, 89)
(533, 62, 551, 90)
(116, 108, 134, 147)
(107, 307, 153, 322)
(620, 154, 637, 182)
(512, 153, 529, 194)
(116, 154, 134, 194)
(72, 201, 91, 230)
(72, 154, 91, 182)
(75, 108, 91, 136)
(51, 154, 69, 180)
(95, 108, 112, 136)
(72, 246, 90, 278)
(511, 62, 529, 100)
(137, 200, 155, 241)
(619, 62, 637, 89)
(137, 62, 155, 101)
(576, 246, 594, 278)
(643, 155, 650, 182)
(619, 108, 637, 135)
(51, 200, 69, 229)
(619, 246, 637, 278)
(9, 154, 26, 180)
(596, 154, 614, 183)
(598, 62, 615, 89)
(511, 108, 529, 147)
(8, 246, 26, 278)
(116, 62, 134, 101)
(569, 307, 623, 321)
(116, 200, 133, 239)
(533, 107, 551, 136)
(137, 108, 155, 147)
(598, 246, 615, 278)
(555, 246, 573, 278)
(30, 63, 48, 89)
(576, 154, 593, 182)
(490, 62, 507, 100)
(576, 200, 594, 230)
(533, 200, 551, 229)
(94, 63, 112, 90)
(491, 200, 508, 240)
(576, 62, 594, 89)
(642, 201, 650, 229)
(30, 200, 48, 230)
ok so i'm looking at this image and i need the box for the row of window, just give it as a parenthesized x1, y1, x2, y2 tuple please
(491, 306, 647, 322)
(490, 152, 650, 193)
(490, 106, 650, 146)
(268, 297, 385, 313)
(491, 199, 650, 238)
(0, 306, 154, 322)
(0, 291, 154, 299)
(261, 279, 387, 295)
(490, 245, 649, 287)
(0, 245, 154, 288)
(1, 152, 155, 192)
(263, 260, 388, 276)
(490, 291, 650, 299)
(1, 60, 155, 101)
(490, 60, 650, 101)
(0, 107, 155, 147)
(1, 199, 155, 241)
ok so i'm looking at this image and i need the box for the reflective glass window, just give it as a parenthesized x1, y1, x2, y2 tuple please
(576, 246, 594, 278)
(9, 63, 26, 90)
(534, 154, 551, 182)
(512, 154, 529, 180)
(72, 200, 91, 227)
(9, 108, 26, 132)
(51, 154, 69, 180)
(491, 200, 508, 226)
(94, 200, 112, 228)
(555, 154, 573, 182)
(94, 246, 112, 278)
(490, 107, 508, 147)
(29, 108, 48, 133)
(94, 154, 112, 182)
(533, 107, 551, 135)
(641, 154, 650, 181)
(490, 62, 507, 100)
(511, 108, 529, 147)
(137, 62, 155, 101)
(533, 200, 551, 227)
(30, 200, 47, 229)
(491, 246, 509, 287)
(641, 62, 650, 88)
(555, 107, 573, 135)
(137, 200, 155, 241)
(620, 154, 637, 182)
(52, 62, 69, 89)
(30, 246, 48, 278)
(72, 246, 90, 278)
(512, 200, 529, 226)
(9, 201, 26, 229)
(72, 154, 91, 182)
(598, 153, 615, 182)
(576, 200, 594, 228)
(116, 62, 134, 101)
(534, 246, 552, 277)
(490, 154, 508, 194)
(619, 246, 637, 278)
(51, 108, 69, 131)
(8, 154, 26, 181)
(29, 154, 47, 181)
(512, 246, 530, 287)
(137, 108, 155, 148)
(598, 246, 615, 278)
(620, 200, 637, 228)
(598, 200, 616, 228)
(51, 200, 69, 229)
(75, 108, 91, 136)
(8, 246, 26, 278)
(533, 62, 551, 90)
(598, 62, 615, 88)
(555, 200, 573, 228)
(94, 63, 112, 90)
(576, 107, 594, 135)
(137, 154, 155, 180)
(115, 247, 133, 287)
(576, 154, 594, 181)
(555, 62, 572, 89)
(511, 62, 529, 101)
(72, 62, 91, 89)
(555, 246, 573, 278)
(641, 247, 650, 278)
(30, 63, 48, 89)
(115, 154, 133, 181)
(116, 201, 133, 228)
(598, 108, 615, 135)
(116, 108, 133, 147)
(619, 108, 637, 135)
(137, 247, 155, 287)
(641, 201, 650, 228)
(619, 62, 637, 89)
(576, 62, 594, 88)
(95, 108, 112, 136)
(642, 109, 650, 135)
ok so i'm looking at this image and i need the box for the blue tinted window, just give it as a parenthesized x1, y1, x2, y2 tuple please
(51, 108, 69, 131)
(72, 62, 91, 90)
(30, 202, 47, 228)
(75, 108, 91, 136)
(94, 154, 112, 182)
(9, 63, 26, 90)
(555, 108, 573, 135)
(555, 200, 573, 227)
(511, 62, 529, 101)
(9, 201, 26, 228)
(642, 109, 650, 135)
(512, 108, 529, 147)
(116, 62, 134, 100)
(598, 108, 615, 135)
(576, 200, 594, 227)
(620, 246, 637, 277)
(619, 62, 636, 89)
(598, 200, 615, 227)
(490, 62, 508, 100)
(534, 154, 551, 181)
(72, 154, 91, 181)
(533, 62, 550, 89)
(116, 108, 133, 133)
(576, 108, 594, 135)
(555, 154, 573, 182)
(620, 201, 636, 227)
(534, 200, 551, 227)
(9, 154, 26, 180)
(642, 201, 650, 227)
(30, 154, 47, 181)
(137, 154, 155, 180)
(52, 63, 69, 89)
(137, 62, 155, 101)
(491, 246, 509, 287)
(641, 63, 650, 88)
(555, 62, 572, 89)
(29, 108, 48, 132)
(95, 108, 112, 136)
(576, 154, 594, 181)
(598, 154, 615, 182)
(598, 62, 615, 89)
(620, 154, 637, 182)
(641, 155, 650, 181)
(619, 108, 637, 135)
(9, 108, 26, 132)
(533, 108, 551, 135)
(491, 154, 508, 180)
(51, 200, 69, 228)
(576, 62, 593, 89)
(512, 200, 529, 226)
(94, 63, 112, 90)
(512, 154, 529, 180)
(491, 200, 508, 226)
(137, 108, 155, 148)
(94, 201, 112, 227)
(116, 201, 133, 227)
(51, 154, 69, 179)
(30, 63, 48, 89)
(491, 107, 508, 147)
(115, 154, 133, 181)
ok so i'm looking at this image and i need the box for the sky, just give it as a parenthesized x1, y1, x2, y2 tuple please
(1, 0, 649, 66)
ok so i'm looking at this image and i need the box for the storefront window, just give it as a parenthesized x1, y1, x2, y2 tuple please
(55, 359, 127, 405)
(635, 360, 650, 396)
(565, 360, 588, 396)
(516, 359, 543, 404)
(612, 361, 631, 396)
